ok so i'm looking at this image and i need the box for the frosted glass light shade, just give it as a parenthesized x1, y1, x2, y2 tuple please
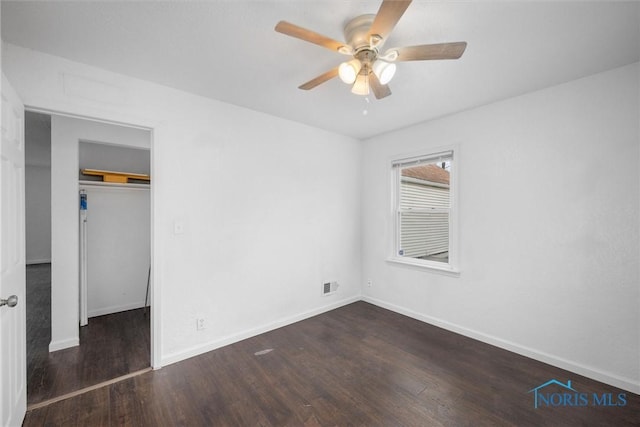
(351, 73, 369, 95)
(372, 60, 396, 85)
(338, 59, 362, 84)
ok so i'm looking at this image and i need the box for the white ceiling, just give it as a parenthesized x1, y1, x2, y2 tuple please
(2, 1, 639, 139)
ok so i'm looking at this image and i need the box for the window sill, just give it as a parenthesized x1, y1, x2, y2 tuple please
(386, 257, 460, 277)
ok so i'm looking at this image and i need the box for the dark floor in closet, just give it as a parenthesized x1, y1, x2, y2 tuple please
(26, 263, 150, 405)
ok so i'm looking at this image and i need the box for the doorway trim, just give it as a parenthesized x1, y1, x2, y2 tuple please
(25, 106, 161, 369)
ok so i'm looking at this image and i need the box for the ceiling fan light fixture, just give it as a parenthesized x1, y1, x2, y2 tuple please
(372, 60, 397, 85)
(275, 0, 468, 99)
(351, 73, 369, 96)
(338, 59, 362, 84)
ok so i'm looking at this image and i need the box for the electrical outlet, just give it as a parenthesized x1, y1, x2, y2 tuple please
(196, 318, 205, 331)
(367, 279, 372, 287)
(173, 221, 184, 235)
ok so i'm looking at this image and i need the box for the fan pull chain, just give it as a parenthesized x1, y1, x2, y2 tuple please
(363, 97, 370, 116)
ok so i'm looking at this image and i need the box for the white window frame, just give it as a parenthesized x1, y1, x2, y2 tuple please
(387, 147, 460, 275)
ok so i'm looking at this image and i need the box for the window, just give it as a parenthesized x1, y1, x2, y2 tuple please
(390, 149, 458, 273)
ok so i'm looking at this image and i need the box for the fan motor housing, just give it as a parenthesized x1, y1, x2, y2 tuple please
(343, 14, 377, 51)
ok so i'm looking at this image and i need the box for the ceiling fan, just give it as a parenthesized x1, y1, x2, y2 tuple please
(275, 0, 467, 99)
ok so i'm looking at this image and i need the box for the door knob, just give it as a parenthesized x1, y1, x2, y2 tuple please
(0, 295, 18, 308)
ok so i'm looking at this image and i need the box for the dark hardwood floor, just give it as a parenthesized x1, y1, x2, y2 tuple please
(23, 300, 638, 426)
(26, 263, 150, 405)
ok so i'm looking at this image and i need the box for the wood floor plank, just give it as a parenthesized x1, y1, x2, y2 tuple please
(23, 301, 640, 426)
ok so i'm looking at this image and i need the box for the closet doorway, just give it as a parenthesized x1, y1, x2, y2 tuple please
(24, 112, 152, 406)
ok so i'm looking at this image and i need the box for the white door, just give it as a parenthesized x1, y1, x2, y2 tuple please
(0, 74, 27, 426)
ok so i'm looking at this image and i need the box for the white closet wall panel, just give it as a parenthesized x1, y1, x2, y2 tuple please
(83, 185, 150, 317)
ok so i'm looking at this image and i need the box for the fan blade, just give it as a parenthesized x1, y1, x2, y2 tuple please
(298, 67, 340, 90)
(369, 72, 392, 99)
(275, 21, 347, 53)
(392, 42, 467, 61)
(368, 0, 412, 42)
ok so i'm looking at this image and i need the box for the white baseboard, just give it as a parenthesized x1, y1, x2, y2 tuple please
(26, 258, 51, 265)
(49, 337, 79, 352)
(88, 301, 146, 318)
(362, 296, 640, 394)
(161, 295, 361, 367)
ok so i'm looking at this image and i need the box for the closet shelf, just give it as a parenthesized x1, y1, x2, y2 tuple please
(81, 168, 150, 184)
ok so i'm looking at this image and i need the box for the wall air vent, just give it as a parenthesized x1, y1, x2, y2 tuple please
(322, 281, 339, 296)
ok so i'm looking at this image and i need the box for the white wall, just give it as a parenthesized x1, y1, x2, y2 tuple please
(25, 166, 50, 264)
(25, 112, 51, 264)
(361, 63, 640, 393)
(79, 141, 150, 177)
(2, 43, 362, 365)
(50, 115, 150, 351)
(82, 185, 150, 318)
